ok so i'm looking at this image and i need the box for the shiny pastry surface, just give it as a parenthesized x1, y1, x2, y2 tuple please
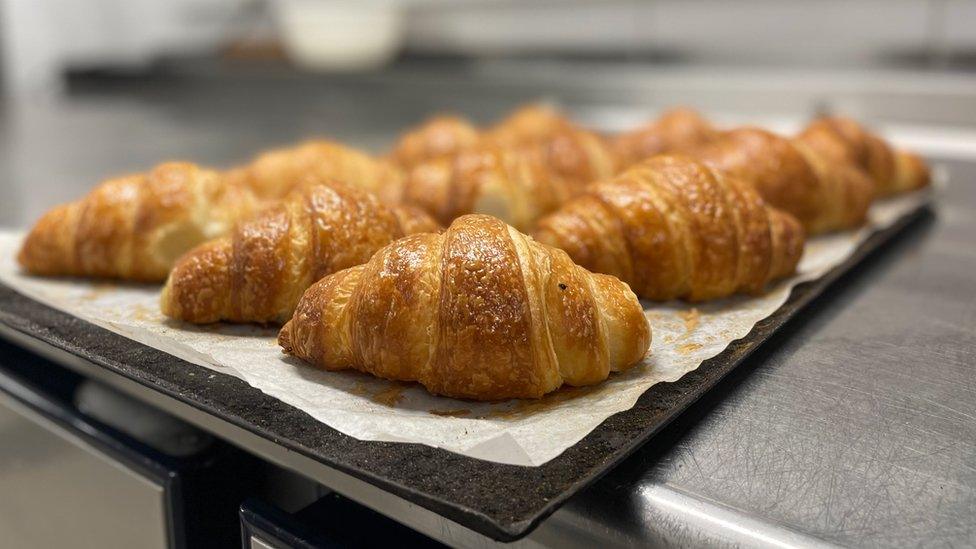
(535, 154, 805, 301)
(389, 115, 481, 169)
(796, 116, 930, 196)
(693, 127, 875, 233)
(18, 162, 260, 282)
(160, 178, 438, 324)
(401, 125, 617, 231)
(279, 214, 651, 400)
(614, 107, 720, 166)
(226, 139, 405, 203)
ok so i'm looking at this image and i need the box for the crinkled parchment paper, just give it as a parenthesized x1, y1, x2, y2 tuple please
(0, 190, 929, 466)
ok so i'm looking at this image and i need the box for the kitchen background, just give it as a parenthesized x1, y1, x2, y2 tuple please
(0, 0, 974, 224)
(2, 3, 975, 547)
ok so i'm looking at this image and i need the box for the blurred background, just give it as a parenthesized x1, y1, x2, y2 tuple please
(1, 0, 975, 226)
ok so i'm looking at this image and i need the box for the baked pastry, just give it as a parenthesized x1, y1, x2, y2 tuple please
(614, 107, 719, 167)
(389, 115, 480, 169)
(401, 126, 617, 231)
(393, 105, 620, 231)
(485, 104, 617, 189)
(18, 162, 261, 282)
(534, 155, 805, 301)
(692, 127, 875, 233)
(796, 116, 930, 196)
(486, 103, 577, 146)
(225, 139, 404, 202)
(279, 214, 650, 400)
(160, 178, 439, 324)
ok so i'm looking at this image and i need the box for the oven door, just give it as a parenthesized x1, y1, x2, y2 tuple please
(0, 388, 171, 549)
(0, 338, 253, 549)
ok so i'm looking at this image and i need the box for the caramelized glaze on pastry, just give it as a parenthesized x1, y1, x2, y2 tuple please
(796, 116, 930, 196)
(615, 108, 720, 166)
(160, 178, 438, 324)
(19, 162, 260, 281)
(693, 127, 874, 233)
(279, 214, 650, 400)
(389, 115, 481, 169)
(226, 139, 405, 202)
(535, 155, 805, 301)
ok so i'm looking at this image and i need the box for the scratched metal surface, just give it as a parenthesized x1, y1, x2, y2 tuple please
(530, 159, 976, 548)
(0, 68, 973, 546)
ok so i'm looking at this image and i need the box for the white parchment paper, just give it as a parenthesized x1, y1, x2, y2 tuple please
(0, 190, 929, 466)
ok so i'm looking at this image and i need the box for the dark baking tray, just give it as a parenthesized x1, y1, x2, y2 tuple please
(0, 202, 929, 542)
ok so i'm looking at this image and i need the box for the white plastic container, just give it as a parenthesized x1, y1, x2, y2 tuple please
(274, 0, 404, 71)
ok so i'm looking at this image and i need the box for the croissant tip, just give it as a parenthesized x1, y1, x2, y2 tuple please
(158, 281, 177, 319)
(15, 243, 27, 269)
(277, 321, 293, 353)
(16, 206, 74, 276)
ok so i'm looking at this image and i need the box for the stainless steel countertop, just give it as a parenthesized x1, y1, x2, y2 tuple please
(537, 160, 976, 547)
(1, 67, 974, 547)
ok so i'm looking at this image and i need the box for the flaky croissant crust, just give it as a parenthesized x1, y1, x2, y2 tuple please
(389, 115, 481, 169)
(797, 117, 930, 196)
(614, 107, 719, 167)
(693, 127, 875, 234)
(486, 104, 619, 184)
(401, 124, 617, 231)
(18, 162, 260, 282)
(484, 103, 576, 147)
(160, 177, 439, 324)
(535, 155, 805, 302)
(225, 139, 405, 203)
(279, 214, 650, 401)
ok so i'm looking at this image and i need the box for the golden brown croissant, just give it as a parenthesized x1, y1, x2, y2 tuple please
(226, 139, 405, 203)
(401, 126, 617, 231)
(534, 155, 805, 301)
(160, 178, 439, 324)
(691, 127, 875, 233)
(484, 104, 617, 180)
(389, 115, 481, 169)
(614, 107, 720, 167)
(487, 104, 618, 200)
(486, 103, 577, 146)
(278, 214, 651, 400)
(18, 162, 261, 282)
(796, 116, 930, 196)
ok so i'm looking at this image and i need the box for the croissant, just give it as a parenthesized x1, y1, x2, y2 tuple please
(18, 162, 261, 282)
(487, 104, 618, 199)
(401, 126, 617, 231)
(278, 214, 651, 400)
(389, 115, 481, 169)
(796, 116, 930, 196)
(614, 107, 720, 167)
(691, 127, 875, 233)
(534, 155, 805, 301)
(160, 178, 439, 324)
(486, 103, 577, 146)
(225, 139, 405, 202)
